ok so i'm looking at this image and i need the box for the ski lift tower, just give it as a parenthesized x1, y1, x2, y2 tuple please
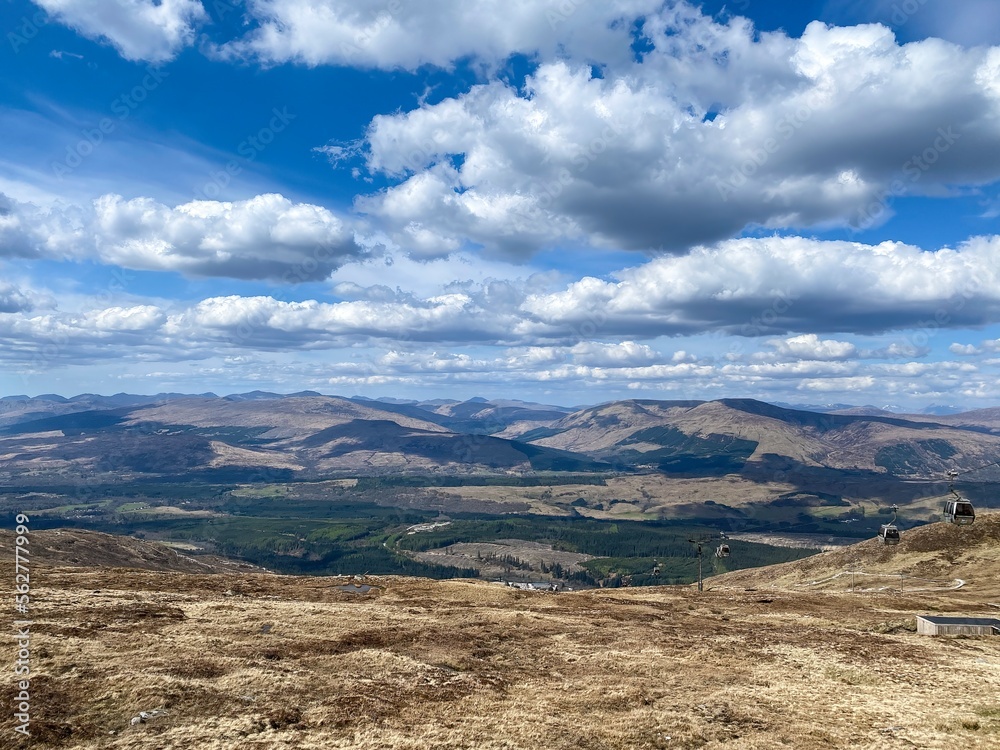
(687, 534, 730, 592)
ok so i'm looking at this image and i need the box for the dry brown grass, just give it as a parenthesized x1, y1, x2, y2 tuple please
(430, 474, 799, 518)
(714, 511, 1000, 600)
(6, 554, 1000, 749)
(0, 529, 257, 574)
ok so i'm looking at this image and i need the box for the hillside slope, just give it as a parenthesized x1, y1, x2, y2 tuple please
(0, 395, 607, 480)
(12, 537, 1000, 749)
(524, 398, 1000, 478)
(715, 512, 1000, 597)
(0, 528, 255, 573)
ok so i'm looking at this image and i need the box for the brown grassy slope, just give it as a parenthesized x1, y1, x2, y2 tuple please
(526, 399, 1000, 476)
(526, 400, 715, 455)
(5, 532, 1000, 748)
(124, 396, 452, 439)
(0, 529, 255, 574)
(901, 408, 1000, 431)
(713, 512, 1000, 598)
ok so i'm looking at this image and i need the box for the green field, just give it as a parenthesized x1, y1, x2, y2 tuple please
(0, 475, 822, 587)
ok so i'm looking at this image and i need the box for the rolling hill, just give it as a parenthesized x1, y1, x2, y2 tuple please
(3, 393, 1000, 490)
(715, 512, 1000, 599)
(349, 395, 574, 435)
(0, 392, 203, 428)
(516, 398, 1000, 479)
(0, 528, 256, 574)
(0, 394, 609, 481)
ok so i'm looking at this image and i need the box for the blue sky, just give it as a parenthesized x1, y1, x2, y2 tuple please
(2, 0, 1000, 410)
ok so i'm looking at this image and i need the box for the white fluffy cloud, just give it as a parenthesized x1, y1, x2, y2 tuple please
(950, 343, 980, 355)
(91, 194, 363, 281)
(0, 193, 48, 259)
(328, 250, 561, 300)
(765, 334, 858, 361)
(33, 0, 207, 63)
(27, 2, 1000, 265)
(358, 12, 1000, 257)
(950, 338, 1000, 356)
(8, 227, 1000, 345)
(89, 305, 166, 331)
(0, 282, 37, 314)
(0, 302, 178, 372)
(316, 349, 994, 405)
(219, 0, 661, 69)
(166, 292, 520, 346)
(520, 235, 1000, 338)
(1, 193, 364, 281)
(4, 288, 999, 406)
(569, 341, 661, 367)
(7, 234, 1000, 361)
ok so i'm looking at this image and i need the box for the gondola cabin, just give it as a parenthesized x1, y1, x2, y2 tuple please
(944, 498, 975, 525)
(715, 544, 730, 558)
(879, 524, 900, 545)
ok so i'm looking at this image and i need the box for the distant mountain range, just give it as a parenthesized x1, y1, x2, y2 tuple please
(773, 401, 968, 416)
(1, 392, 999, 484)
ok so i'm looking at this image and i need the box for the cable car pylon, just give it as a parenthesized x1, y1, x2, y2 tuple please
(688, 533, 731, 592)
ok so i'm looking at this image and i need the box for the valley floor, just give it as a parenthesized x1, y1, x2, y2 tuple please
(8, 566, 1000, 749)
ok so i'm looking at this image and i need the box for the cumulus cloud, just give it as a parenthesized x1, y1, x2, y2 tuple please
(8, 233, 1000, 358)
(519, 235, 1000, 338)
(765, 334, 858, 361)
(328, 251, 562, 301)
(569, 341, 662, 367)
(0, 193, 46, 260)
(317, 351, 994, 405)
(91, 194, 363, 281)
(797, 375, 877, 393)
(0, 292, 521, 372)
(1, 193, 365, 282)
(33, 0, 207, 63)
(332, 282, 405, 302)
(0, 302, 186, 371)
(950, 343, 981, 355)
(218, 0, 661, 69)
(350, 349, 715, 384)
(3, 291, 999, 405)
(0, 282, 37, 314)
(89, 305, 166, 331)
(759, 333, 932, 363)
(165, 292, 520, 347)
(357, 9, 1000, 257)
(859, 342, 930, 360)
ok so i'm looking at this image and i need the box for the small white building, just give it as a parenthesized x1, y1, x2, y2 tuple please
(916, 615, 1000, 636)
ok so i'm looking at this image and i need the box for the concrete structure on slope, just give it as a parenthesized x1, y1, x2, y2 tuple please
(916, 615, 1000, 636)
